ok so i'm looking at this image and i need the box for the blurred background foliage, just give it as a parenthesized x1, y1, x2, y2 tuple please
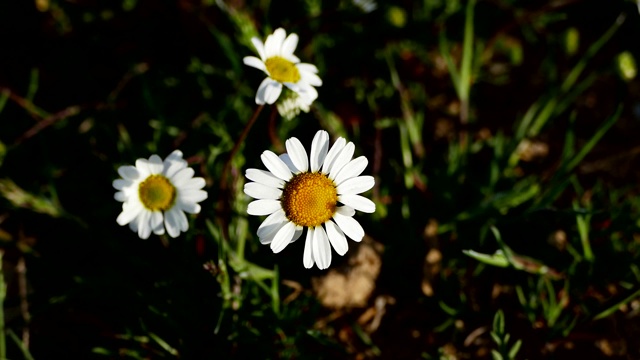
(1, 0, 640, 358)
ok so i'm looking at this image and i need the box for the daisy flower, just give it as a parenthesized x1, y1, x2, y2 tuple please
(243, 27, 322, 106)
(113, 150, 208, 239)
(244, 130, 376, 270)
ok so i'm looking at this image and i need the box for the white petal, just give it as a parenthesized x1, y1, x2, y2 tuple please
(333, 211, 365, 242)
(261, 150, 293, 181)
(179, 189, 208, 204)
(171, 167, 196, 187)
(245, 168, 285, 189)
(265, 28, 286, 58)
(270, 221, 296, 253)
(148, 155, 164, 174)
(310, 130, 329, 172)
(328, 142, 355, 180)
(244, 182, 282, 200)
(114, 191, 126, 202)
(135, 159, 151, 177)
(150, 211, 163, 229)
(178, 200, 201, 214)
(285, 137, 309, 173)
(337, 176, 375, 195)
(291, 227, 304, 243)
(117, 165, 140, 181)
(297, 63, 318, 74)
(165, 149, 184, 162)
(321, 137, 346, 174)
(299, 67, 322, 86)
(279, 154, 300, 174)
(259, 222, 286, 244)
(164, 158, 188, 179)
(339, 194, 376, 213)
(243, 56, 267, 73)
(112, 179, 129, 191)
(251, 37, 266, 60)
(116, 202, 143, 225)
(312, 226, 332, 270)
(153, 222, 165, 235)
(281, 32, 299, 57)
(177, 209, 189, 232)
(333, 156, 368, 185)
(257, 209, 287, 238)
(164, 207, 181, 238)
(247, 199, 281, 216)
(137, 211, 152, 239)
(303, 228, 314, 269)
(325, 220, 348, 256)
(336, 205, 356, 217)
(181, 177, 206, 190)
(292, 84, 318, 104)
(260, 78, 283, 104)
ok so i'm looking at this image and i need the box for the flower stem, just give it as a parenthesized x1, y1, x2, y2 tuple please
(220, 104, 264, 192)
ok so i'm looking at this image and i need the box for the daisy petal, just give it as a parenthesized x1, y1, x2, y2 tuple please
(279, 154, 300, 174)
(116, 202, 143, 225)
(291, 227, 304, 243)
(171, 167, 196, 187)
(247, 199, 281, 216)
(244, 182, 283, 200)
(313, 226, 332, 270)
(243, 56, 267, 73)
(112, 179, 129, 191)
(333, 156, 368, 185)
(164, 208, 181, 238)
(333, 211, 365, 242)
(270, 221, 296, 253)
(246, 168, 285, 188)
(265, 28, 286, 58)
(339, 194, 376, 213)
(303, 228, 315, 269)
(325, 220, 348, 256)
(328, 142, 355, 180)
(251, 37, 266, 60)
(148, 155, 164, 174)
(300, 69, 323, 87)
(179, 189, 208, 203)
(310, 130, 329, 172)
(256, 78, 283, 105)
(114, 191, 126, 202)
(257, 209, 287, 238)
(337, 176, 375, 195)
(321, 137, 346, 174)
(297, 63, 319, 74)
(259, 222, 286, 245)
(281, 32, 299, 57)
(261, 150, 293, 181)
(336, 205, 356, 217)
(285, 137, 309, 173)
(137, 211, 152, 239)
(117, 165, 140, 181)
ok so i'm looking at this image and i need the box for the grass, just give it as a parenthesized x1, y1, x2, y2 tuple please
(0, 0, 640, 359)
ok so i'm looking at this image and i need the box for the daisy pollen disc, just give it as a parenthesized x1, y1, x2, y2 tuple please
(265, 56, 301, 83)
(282, 172, 337, 227)
(138, 174, 176, 211)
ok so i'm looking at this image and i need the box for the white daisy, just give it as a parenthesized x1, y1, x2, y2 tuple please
(243, 27, 322, 106)
(113, 150, 208, 239)
(244, 130, 376, 270)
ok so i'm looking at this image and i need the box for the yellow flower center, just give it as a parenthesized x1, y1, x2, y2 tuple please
(138, 175, 176, 211)
(265, 56, 301, 83)
(281, 172, 337, 227)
